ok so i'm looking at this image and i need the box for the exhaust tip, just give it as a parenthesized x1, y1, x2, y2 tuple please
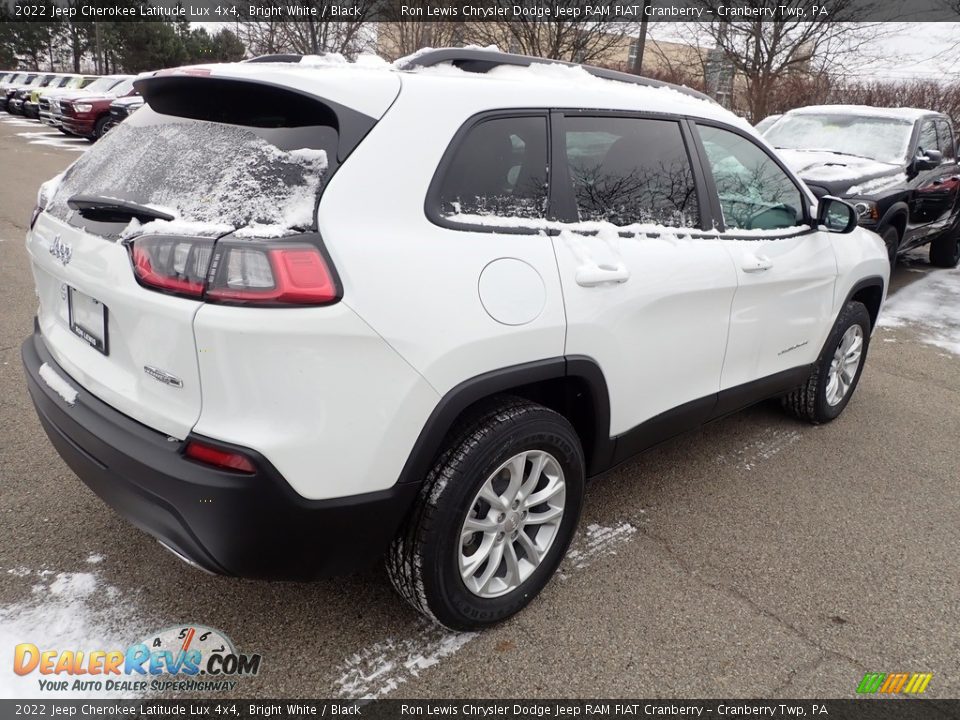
(157, 540, 219, 576)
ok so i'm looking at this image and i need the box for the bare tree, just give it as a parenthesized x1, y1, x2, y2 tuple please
(375, 20, 472, 61)
(235, 21, 288, 57)
(692, 2, 892, 122)
(467, 9, 634, 65)
(237, 1, 380, 58)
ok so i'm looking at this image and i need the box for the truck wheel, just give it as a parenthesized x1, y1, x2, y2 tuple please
(387, 397, 584, 630)
(929, 230, 960, 268)
(880, 225, 899, 266)
(782, 301, 871, 424)
(91, 115, 111, 141)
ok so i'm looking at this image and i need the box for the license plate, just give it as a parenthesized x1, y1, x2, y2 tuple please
(67, 286, 109, 355)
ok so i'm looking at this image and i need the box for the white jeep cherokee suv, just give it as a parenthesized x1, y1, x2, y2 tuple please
(21, 49, 889, 630)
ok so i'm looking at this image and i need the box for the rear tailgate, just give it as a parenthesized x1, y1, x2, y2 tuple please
(27, 64, 400, 441)
(28, 212, 206, 439)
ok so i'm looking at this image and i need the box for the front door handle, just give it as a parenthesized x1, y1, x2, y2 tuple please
(576, 263, 630, 287)
(742, 254, 774, 273)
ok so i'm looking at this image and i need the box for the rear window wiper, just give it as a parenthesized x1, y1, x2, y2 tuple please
(67, 194, 175, 224)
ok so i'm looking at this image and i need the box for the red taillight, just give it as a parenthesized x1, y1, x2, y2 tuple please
(130, 236, 213, 298)
(206, 244, 337, 305)
(127, 236, 339, 306)
(184, 440, 256, 474)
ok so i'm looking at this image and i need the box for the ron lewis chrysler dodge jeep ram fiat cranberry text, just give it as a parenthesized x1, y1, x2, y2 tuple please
(21, 49, 889, 630)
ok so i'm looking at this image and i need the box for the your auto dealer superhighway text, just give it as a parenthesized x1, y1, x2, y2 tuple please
(399, 705, 818, 717)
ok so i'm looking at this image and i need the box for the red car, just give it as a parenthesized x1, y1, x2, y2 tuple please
(61, 77, 137, 141)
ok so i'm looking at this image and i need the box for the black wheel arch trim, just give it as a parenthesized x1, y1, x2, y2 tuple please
(396, 355, 613, 486)
(841, 275, 886, 330)
(876, 202, 909, 238)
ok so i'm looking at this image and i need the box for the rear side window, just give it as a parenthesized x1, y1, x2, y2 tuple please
(562, 116, 700, 227)
(437, 116, 548, 220)
(47, 86, 346, 237)
(697, 124, 804, 232)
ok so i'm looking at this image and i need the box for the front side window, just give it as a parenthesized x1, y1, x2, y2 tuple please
(936, 120, 955, 161)
(563, 116, 700, 228)
(697, 124, 805, 232)
(918, 121, 939, 160)
(438, 116, 548, 221)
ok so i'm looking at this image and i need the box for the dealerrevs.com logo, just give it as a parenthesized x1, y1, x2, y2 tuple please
(13, 625, 261, 694)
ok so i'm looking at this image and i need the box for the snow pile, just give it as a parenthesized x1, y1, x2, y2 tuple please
(299, 53, 388, 69)
(38, 171, 66, 207)
(0, 564, 148, 699)
(38, 363, 77, 406)
(879, 265, 960, 355)
(448, 213, 810, 239)
(776, 149, 900, 184)
(847, 173, 907, 196)
(48, 120, 329, 237)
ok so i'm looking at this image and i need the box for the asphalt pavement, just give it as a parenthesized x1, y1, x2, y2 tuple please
(0, 116, 957, 701)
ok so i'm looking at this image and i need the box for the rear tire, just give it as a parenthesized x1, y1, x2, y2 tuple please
(387, 397, 584, 630)
(782, 301, 871, 424)
(929, 230, 960, 268)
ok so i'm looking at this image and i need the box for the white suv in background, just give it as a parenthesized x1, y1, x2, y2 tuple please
(22, 49, 889, 630)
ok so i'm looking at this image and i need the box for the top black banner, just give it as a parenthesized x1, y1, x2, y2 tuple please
(3, 0, 960, 23)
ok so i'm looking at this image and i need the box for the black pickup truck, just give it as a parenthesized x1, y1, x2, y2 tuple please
(765, 105, 960, 268)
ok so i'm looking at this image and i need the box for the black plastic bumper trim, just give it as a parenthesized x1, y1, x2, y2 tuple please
(21, 330, 419, 580)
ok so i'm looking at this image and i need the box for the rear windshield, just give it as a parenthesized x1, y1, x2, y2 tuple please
(47, 106, 336, 236)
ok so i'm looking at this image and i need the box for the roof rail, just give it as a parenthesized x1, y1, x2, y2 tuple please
(245, 54, 305, 64)
(395, 48, 715, 104)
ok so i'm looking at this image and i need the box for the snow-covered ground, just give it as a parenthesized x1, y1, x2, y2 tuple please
(0, 556, 150, 699)
(0, 116, 88, 153)
(879, 264, 960, 355)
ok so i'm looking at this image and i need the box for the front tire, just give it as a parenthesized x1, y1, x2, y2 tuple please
(880, 225, 900, 267)
(387, 398, 584, 630)
(782, 301, 871, 424)
(930, 230, 960, 268)
(90, 115, 110, 142)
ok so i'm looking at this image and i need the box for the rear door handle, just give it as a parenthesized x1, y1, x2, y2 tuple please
(741, 254, 774, 273)
(576, 263, 630, 287)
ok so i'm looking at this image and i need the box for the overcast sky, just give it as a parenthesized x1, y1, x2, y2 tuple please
(650, 22, 960, 81)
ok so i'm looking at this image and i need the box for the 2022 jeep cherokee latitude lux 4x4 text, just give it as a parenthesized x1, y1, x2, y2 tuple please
(21, 50, 889, 630)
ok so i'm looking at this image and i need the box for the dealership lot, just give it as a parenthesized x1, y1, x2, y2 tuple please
(0, 120, 958, 700)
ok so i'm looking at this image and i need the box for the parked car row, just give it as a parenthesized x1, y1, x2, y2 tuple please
(758, 106, 960, 268)
(0, 70, 143, 141)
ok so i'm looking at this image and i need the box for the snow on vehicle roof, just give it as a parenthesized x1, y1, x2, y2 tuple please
(785, 105, 938, 122)
(148, 52, 750, 130)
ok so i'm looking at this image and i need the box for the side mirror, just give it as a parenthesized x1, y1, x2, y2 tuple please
(915, 148, 943, 171)
(817, 196, 858, 234)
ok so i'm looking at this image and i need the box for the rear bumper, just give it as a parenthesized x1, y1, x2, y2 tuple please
(22, 328, 420, 580)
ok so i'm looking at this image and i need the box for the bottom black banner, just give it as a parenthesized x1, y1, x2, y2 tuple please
(0, 700, 957, 720)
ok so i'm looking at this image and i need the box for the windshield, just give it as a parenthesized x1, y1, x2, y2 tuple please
(108, 79, 134, 97)
(766, 113, 913, 164)
(47, 106, 336, 235)
(83, 77, 122, 94)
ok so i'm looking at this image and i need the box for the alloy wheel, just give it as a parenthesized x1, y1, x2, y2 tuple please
(459, 450, 566, 598)
(825, 325, 864, 406)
